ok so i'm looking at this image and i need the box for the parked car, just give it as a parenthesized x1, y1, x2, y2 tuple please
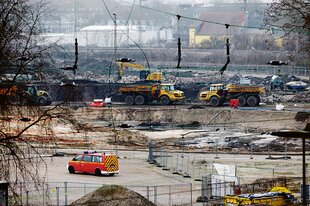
(67, 151, 119, 176)
(90, 99, 105, 107)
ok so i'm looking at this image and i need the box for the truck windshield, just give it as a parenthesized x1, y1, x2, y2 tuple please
(209, 86, 217, 91)
(161, 85, 175, 91)
(209, 85, 223, 91)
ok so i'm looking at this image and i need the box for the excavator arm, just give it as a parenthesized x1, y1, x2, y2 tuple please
(116, 62, 145, 81)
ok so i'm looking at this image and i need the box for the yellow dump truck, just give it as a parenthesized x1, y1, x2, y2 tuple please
(224, 186, 297, 206)
(199, 84, 264, 107)
(119, 82, 184, 105)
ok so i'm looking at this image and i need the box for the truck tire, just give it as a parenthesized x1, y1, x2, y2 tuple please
(37, 96, 48, 106)
(46, 98, 52, 106)
(210, 96, 220, 107)
(159, 95, 170, 105)
(237, 96, 247, 107)
(135, 95, 145, 105)
(247, 96, 259, 107)
(124, 95, 135, 105)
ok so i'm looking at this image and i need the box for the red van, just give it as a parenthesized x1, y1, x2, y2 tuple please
(67, 151, 119, 176)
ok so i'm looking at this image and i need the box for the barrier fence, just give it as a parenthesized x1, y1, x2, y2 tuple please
(155, 64, 309, 78)
(11, 181, 195, 206)
(7, 149, 305, 205)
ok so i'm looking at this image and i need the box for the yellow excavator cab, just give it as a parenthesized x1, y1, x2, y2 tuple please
(116, 60, 162, 81)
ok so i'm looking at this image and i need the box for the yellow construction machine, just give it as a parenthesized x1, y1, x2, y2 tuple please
(0, 83, 52, 106)
(119, 82, 184, 105)
(116, 58, 161, 81)
(224, 186, 297, 206)
(199, 83, 265, 107)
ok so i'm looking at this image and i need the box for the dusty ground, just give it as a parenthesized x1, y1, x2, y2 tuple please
(3, 98, 309, 205)
(46, 104, 310, 152)
(7, 102, 308, 153)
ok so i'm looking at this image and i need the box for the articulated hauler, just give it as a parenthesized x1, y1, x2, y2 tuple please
(199, 84, 264, 107)
(119, 82, 184, 105)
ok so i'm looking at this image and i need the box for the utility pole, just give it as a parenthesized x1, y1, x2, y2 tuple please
(74, 0, 77, 38)
(113, 12, 117, 52)
(138, 0, 142, 45)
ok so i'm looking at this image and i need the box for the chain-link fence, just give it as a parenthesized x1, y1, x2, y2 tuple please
(12, 181, 195, 206)
(155, 64, 309, 78)
(149, 144, 302, 185)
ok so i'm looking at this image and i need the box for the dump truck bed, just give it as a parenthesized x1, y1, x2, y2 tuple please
(119, 84, 156, 93)
(226, 84, 264, 94)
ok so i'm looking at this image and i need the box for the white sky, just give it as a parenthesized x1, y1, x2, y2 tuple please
(118, 0, 272, 5)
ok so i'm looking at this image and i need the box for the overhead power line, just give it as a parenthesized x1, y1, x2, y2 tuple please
(117, 0, 281, 31)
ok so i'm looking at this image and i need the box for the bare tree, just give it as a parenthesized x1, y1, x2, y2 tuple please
(0, 0, 76, 202)
(264, 0, 310, 79)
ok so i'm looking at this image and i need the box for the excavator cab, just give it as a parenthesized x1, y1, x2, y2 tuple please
(116, 58, 162, 82)
(140, 70, 150, 80)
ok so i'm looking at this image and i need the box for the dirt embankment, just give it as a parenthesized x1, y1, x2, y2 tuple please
(81, 106, 308, 133)
(7, 105, 307, 151)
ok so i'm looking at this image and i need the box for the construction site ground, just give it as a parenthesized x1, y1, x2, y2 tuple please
(45, 150, 305, 205)
(19, 99, 309, 205)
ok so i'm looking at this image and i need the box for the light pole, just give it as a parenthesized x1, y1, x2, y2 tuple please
(113, 12, 117, 52)
(271, 123, 310, 206)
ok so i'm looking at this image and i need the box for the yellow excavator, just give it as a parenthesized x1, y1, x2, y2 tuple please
(116, 58, 161, 81)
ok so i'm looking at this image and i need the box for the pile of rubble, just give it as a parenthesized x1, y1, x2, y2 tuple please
(288, 92, 310, 103)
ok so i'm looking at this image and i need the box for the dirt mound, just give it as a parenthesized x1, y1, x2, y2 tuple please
(70, 185, 156, 206)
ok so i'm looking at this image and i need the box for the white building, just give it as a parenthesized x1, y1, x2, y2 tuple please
(40, 25, 173, 47)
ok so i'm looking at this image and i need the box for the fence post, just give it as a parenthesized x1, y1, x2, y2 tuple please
(160, 149, 163, 166)
(190, 183, 193, 206)
(42, 182, 44, 206)
(64, 181, 68, 206)
(56, 187, 59, 206)
(146, 185, 149, 200)
(26, 191, 29, 206)
(20, 181, 23, 206)
(169, 185, 171, 206)
(170, 152, 173, 171)
(84, 183, 86, 195)
(154, 186, 157, 205)
(192, 157, 195, 178)
(175, 153, 179, 174)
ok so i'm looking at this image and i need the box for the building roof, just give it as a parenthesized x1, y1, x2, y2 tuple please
(193, 12, 245, 35)
(80, 25, 139, 32)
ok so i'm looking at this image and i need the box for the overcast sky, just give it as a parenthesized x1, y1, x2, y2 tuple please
(117, 0, 272, 4)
